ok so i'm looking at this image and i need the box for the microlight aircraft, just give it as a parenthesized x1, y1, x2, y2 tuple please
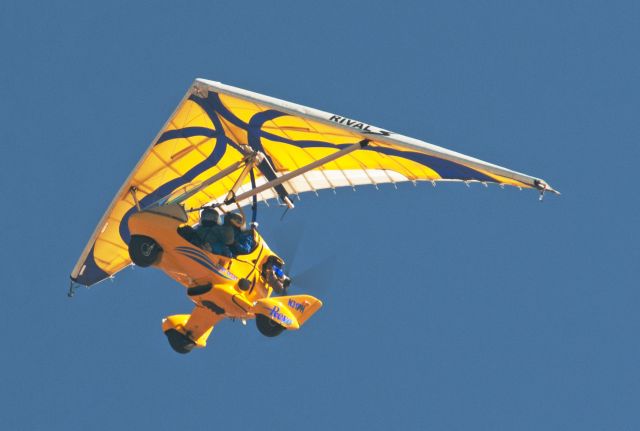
(70, 79, 557, 353)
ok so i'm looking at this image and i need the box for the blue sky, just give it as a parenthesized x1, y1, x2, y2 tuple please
(1, 1, 638, 429)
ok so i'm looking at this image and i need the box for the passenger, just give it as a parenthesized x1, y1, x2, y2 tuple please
(232, 229, 255, 255)
(223, 212, 248, 256)
(224, 212, 245, 231)
(226, 213, 255, 256)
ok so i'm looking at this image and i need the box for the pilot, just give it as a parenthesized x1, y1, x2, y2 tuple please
(196, 207, 220, 229)
(176, 207, 216, 248)
(195, 208, 234, 257)
(177, 208, 218, 247)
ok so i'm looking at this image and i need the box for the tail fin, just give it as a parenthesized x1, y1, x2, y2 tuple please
(252, 295, 323, 329)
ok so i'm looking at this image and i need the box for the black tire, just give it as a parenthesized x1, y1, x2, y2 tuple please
(128, 235, 162, 267)
(256, 314, 286, 337)
(237, 278, 251, 291)
(165, 329, 195, 354)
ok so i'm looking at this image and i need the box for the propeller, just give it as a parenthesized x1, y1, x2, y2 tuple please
(269, 220, 306, 275)
(288, 256, 337, 294)
(266, 220, 336, 294)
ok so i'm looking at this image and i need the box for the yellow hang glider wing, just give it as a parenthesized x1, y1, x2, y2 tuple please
(70, 79, 557, 287)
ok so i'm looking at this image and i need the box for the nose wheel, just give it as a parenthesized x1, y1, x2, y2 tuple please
(128, 235, 162, 267)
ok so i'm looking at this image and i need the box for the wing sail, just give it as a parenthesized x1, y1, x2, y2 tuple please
(71, 79, 556, 287)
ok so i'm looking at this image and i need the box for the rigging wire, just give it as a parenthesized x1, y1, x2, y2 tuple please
(250, 168, 258, 223)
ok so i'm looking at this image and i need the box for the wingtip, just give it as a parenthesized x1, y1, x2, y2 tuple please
(534, 179, 560, 196)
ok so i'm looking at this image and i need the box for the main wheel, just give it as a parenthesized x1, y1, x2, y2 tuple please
(164, 329, 195, 354)
(128, 235, 162, 267)
(256, 314, 286, 337)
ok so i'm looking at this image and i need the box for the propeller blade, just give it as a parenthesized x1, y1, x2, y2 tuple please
(290, 256, 337, 293)
(268, 220, 307, 275)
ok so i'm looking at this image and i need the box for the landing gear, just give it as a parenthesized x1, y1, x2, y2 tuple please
(128, 235, 162, 267)
(256, 314, 286, 337)
(164, 329, 195, 354)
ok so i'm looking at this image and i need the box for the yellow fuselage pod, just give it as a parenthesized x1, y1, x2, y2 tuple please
(127, 208, 322, 327)
(128, 210, 275, 316)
